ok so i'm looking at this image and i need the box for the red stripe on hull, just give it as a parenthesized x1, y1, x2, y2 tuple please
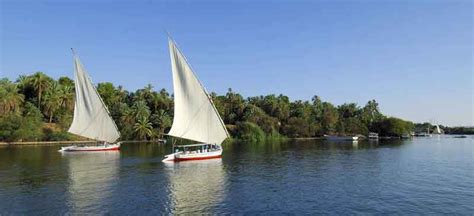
(65, 147, 120, 152)
(174, 154, 222, 161)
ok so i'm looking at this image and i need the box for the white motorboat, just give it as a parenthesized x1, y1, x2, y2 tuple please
(368, 132, 379, 140)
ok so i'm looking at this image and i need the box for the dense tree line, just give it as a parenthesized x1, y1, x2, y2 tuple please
(1, 72, 416, 142)
(414, 123, 474, 135)
(444, 127, 474, 135)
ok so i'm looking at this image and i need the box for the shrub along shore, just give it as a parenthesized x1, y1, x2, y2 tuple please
(2, 72, 420, 143)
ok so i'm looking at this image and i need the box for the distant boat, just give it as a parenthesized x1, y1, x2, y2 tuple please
(401, 134, 411, 139)
(453, 135, 467, 138)
(324, 135, 358, 141)
(60, 50, 121, 152)
(432, 124, 443, 134)
(162, 37, 230, 162)
(368, 132, 379, 140)
(415, 127, 433, 137)
(415, 132, 432, 137)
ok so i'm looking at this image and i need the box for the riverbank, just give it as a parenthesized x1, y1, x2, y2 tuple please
(0, 140, 99, 146)
(0, 138, 301, 146)
(291, 137, 325, 140)
(0, 140, 166, 146)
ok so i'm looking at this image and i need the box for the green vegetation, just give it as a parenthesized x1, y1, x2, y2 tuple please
(1, 72, 421, 142)
(414, 122, 474, 135)
(444, 127, 474, 135)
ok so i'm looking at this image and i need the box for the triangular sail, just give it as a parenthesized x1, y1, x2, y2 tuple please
(167, 39, 229, 145)
(68, 54, 120, 143)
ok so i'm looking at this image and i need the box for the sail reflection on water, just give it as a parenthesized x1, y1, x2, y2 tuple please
(62, 151, 120, 213)
(164, 159, 226, 213)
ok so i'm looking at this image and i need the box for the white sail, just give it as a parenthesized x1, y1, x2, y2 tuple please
(435, 124, 441, 134)
(167, 39, 229, 145)
(68, 54, 120, 143)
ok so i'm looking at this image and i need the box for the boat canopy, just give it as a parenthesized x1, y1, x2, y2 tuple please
(166, 38, 229, 145)
(174, 143, 216, 148)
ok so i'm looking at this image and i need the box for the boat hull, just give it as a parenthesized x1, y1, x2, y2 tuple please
(175, 154, 222, 161)
(162, 148, 222, 162)
(59, 143, 120, 152)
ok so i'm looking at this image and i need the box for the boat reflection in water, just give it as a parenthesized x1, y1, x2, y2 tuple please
(352, 141, 359, 149)
(62, 151, 120, 214)
(164, 158, 226, 214)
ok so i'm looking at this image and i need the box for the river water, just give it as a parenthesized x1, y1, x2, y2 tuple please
(0, 136, 473, 214)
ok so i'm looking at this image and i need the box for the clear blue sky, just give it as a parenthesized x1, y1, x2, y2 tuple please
(1, 0, 472, 126)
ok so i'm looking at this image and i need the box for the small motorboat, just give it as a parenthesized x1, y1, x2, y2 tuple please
(60, 143, 121, 152)
(368, 132, 379, 140)
(162, 144, 222, 162)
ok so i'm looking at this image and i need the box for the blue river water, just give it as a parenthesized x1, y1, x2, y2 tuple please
(0, 135, 473, 214)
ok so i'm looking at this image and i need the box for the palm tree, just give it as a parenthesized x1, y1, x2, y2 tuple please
(42, 82, 61, 123)
(58, 76, 74, 87)
(117, 85, 128, 102)
(143, 84, 153, 97)
(120, 105, 135, 127)
(16, 75, 30, 89)
(133, 100, 150, 121)
(59, 84, 74, 112)
(133, 117, 153, 140)
(159, 88, 169, 98)
(0, 79, 24, 115)
(151, 109, 172, 138)
(15, 75, 36, 101)
(135, 84, 153, 102)
(97, 82, 123, 109)
(149, 129, 163, 141)
(149, 93, 164, 112)
(30, 72, 51, 109)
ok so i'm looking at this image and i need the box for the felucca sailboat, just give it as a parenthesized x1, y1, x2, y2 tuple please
(60, 50, 121, 152)
(162, 38, 230, 162)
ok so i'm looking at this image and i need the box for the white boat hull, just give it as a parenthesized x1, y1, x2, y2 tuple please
(59, 143, 120, 152)
(162, 148, 223, 162)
